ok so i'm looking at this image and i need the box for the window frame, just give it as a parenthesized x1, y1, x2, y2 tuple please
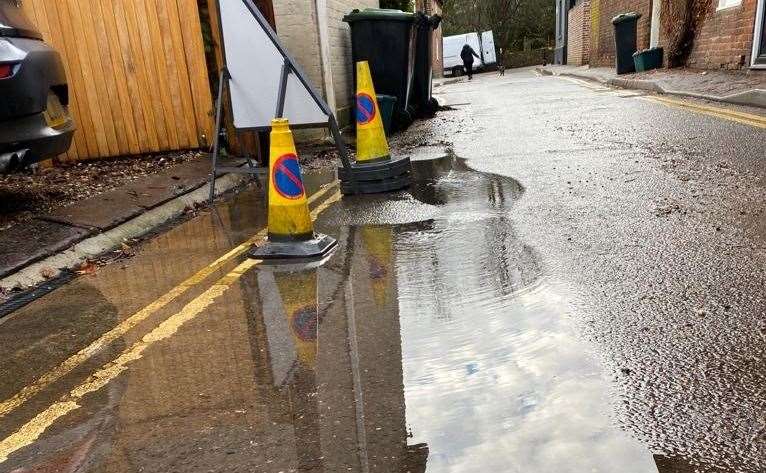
(717, 0, 742, 11)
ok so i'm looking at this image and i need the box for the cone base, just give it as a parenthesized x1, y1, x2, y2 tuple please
(341, 173, 411, 195)
(339, 156, 412, 195)
(248, 234, 338, 262)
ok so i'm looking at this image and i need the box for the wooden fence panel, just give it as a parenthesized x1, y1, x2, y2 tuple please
(21, 0, 214, 161)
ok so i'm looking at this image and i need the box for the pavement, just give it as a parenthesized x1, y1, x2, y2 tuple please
(539, 64, 766, 108)
(0, 68, 765, 472)
(0, 156, 252, 294)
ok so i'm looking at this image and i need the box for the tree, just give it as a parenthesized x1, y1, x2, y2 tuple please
(442, 0, 554, 52)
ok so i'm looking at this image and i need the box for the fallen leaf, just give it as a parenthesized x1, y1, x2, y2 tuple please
(75, 261, 98, 275)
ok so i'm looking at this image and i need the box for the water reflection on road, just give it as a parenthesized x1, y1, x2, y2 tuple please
(1, 155, 662, 472)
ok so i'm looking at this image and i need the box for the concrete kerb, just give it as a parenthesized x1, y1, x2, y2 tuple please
(536, 66, 766, 109)
(0, 172, 251, 291)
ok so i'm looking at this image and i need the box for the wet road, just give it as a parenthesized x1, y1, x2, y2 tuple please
(1, 68, 765, 472)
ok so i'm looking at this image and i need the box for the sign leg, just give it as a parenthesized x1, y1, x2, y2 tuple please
(209, 68, 230, 205)
(328, 115, 359, 195)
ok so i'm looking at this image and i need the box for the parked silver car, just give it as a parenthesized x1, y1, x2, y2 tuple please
(0, 0, 74, 172)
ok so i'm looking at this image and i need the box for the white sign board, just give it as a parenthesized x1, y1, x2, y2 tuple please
(218, 0, 329, 130)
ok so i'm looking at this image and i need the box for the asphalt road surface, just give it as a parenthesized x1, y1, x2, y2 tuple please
(0, 67, 764, 473)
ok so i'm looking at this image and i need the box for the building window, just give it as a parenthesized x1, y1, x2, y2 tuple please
(717, 0, 741, 10)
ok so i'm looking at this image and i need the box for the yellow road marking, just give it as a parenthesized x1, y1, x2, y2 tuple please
(0, 189, 342, 463)
(559, 76, 609, 91)
(0, 183, 339, 419)
(557, 73, 766, 128)
(640, 95, 766, 128)
(0, 258, 260, 463)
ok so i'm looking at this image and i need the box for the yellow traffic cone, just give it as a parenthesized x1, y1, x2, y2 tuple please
(338, 61, 411, 195)
(267, 118, 312, 240)
(355, 61, 391, 163)
(249, 118, 337, 260)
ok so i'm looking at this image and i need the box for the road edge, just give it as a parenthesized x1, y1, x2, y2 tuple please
(536, 67, 766, 109)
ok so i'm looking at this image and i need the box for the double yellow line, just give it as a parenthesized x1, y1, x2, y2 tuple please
(640, 95, 766, 129)
(0, 183, 341, 463)
(557, 74, 766, 129)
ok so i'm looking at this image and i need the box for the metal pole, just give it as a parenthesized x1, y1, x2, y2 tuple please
(275, 58, 291, 118)
(209, 68, 230, 204)
(328, 114, 359, 195)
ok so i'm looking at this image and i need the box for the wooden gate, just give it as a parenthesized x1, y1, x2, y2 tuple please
(21, 0, 214, 161)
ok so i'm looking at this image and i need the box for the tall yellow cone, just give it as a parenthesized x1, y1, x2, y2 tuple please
(267, 118, 313, 241)
(355, 61, 391, 163)
(249, 118, 337, 260)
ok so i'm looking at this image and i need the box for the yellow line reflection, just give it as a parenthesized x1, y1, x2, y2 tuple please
(0, 183, 339, 419)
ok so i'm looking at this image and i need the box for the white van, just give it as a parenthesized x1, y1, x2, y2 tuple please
(443, 30, 497, 76)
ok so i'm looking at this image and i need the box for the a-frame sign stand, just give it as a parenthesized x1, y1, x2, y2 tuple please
(207, 67, 263, 204)
(208, 0, 358, 204)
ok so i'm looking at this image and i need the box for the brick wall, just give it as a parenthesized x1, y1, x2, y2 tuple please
(687, 0, 758, 69)
(568, 1, 592, 65)
(432, 1, 444, 78)
(416, 0, 444, 76)
(273, 1, 324, 95)
(274, 0, 378, 127)
(590, 0, 652, 66)
(326, 0, 378, 122)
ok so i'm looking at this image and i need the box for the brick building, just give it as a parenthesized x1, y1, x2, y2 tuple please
(567, 0, 592, 65)
(686, 0, 765, 69)
(585, 0, 766, 70)
(589, 0, 652, 66)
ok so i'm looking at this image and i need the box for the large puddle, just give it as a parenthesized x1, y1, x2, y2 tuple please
(1, 155, 663, 472)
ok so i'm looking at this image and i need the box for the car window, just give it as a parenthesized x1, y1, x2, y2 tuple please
(0, 0, 41, 39)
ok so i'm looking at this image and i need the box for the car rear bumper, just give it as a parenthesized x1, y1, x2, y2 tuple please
(0, 112, 75, 168)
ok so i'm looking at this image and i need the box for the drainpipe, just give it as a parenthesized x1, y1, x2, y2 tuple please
(650, 0, 661, 48)
(314, 0, 337, 114)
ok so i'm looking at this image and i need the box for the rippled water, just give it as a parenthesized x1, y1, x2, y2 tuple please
(0, 155, 663, 472)
(349, 155, 658, 472)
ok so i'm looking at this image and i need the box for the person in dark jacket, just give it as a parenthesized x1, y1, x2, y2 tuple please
(460, 44, 480, 80)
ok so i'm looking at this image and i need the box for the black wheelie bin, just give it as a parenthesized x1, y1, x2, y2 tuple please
(612, 12, 642, 74)
(412, 12, 442, 117)
(343, 8, 417, 131)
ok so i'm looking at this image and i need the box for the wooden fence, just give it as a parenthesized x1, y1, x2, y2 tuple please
(21, 0, 214, 161)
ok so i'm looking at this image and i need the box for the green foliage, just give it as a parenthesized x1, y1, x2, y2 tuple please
(442, 0, 555, 53)
(380, 0, 414, 11)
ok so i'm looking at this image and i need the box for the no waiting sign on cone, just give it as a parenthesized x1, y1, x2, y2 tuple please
(338, 61, 412, 195)
(249, 118, 336, 261)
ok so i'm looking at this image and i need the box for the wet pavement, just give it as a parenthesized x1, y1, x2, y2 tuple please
(1, 68, 765, 472)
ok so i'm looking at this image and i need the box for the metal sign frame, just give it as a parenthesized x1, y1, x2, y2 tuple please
(208, 0, 357, 202)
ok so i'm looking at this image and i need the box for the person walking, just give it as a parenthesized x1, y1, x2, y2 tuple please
(460, 44, 480, 80)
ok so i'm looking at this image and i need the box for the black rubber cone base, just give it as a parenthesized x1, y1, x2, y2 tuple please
(248, 234, 337, 262)
(339, 156, 412, 195)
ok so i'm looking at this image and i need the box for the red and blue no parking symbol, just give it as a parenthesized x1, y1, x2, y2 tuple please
(356, 92, 377, 125)
(291, 305, 318, 341)
(272, 153, 305, 200)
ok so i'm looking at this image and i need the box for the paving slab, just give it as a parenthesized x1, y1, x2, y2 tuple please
(125, 158, 213, 209)
(37, 158, 245, 231)
(0, 220, 91, 279)
(40, 188, 146, 231)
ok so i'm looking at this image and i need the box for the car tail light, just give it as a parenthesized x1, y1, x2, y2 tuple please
(0, 63, 17, 79)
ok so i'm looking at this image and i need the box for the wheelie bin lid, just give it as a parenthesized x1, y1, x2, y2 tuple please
(612, 12, 641, 24)
(343, 8, 415, 23)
